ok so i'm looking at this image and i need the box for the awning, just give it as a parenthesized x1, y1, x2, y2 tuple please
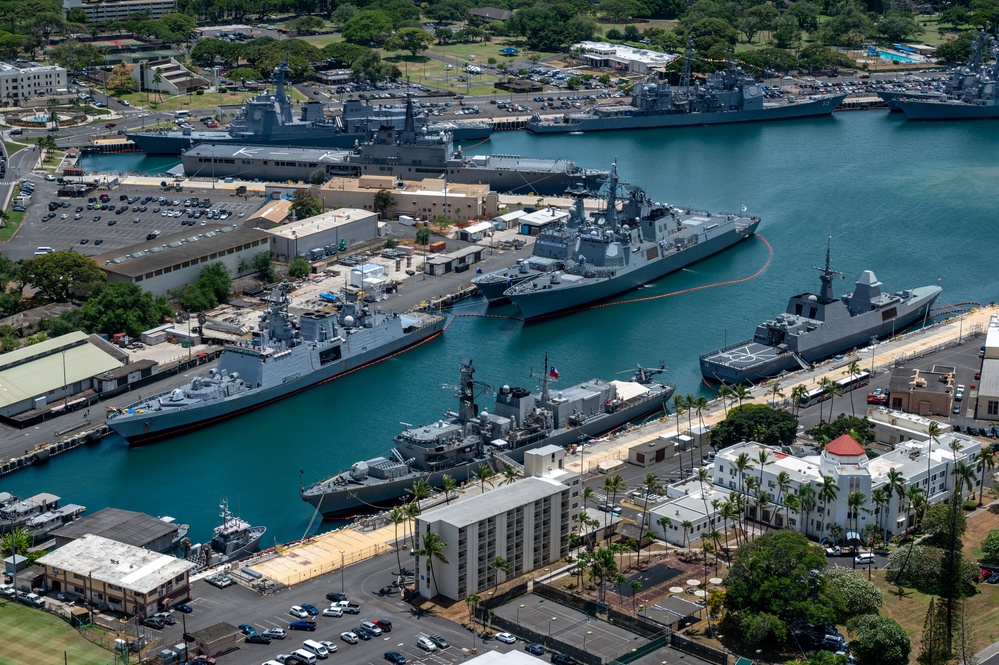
(845, 531, 861, 543)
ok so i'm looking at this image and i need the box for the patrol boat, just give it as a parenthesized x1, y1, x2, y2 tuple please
(187, 499, 265, 568)
(503, 163, 760, 320)
(105, 288, 448, 445)
(301, 358, 674, 518)
(526, 45, 845, 135)
(699, 239, 941, 384)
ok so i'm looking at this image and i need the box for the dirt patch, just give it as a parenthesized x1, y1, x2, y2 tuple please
(963, 500, 999, 561)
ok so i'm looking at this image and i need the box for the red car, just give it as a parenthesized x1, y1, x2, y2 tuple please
(975, 372, 982, 380)
(105, 122, 116, 128)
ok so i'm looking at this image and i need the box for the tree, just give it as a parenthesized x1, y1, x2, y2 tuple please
(472, 464, 495, 493)
(373, 189, 395, 217)
(709, 404, 798, 449)
(195, 261, 231, 305)
(638, 472, 662, 561)
(247, 251, 276, 283)
(724, 530, 839, 644)
(390, 505, 406, 576)
(309, 169, 328, 186)
(21, 252, 105, 301)
(848, 615, 910, 665)
(921, 504, 967, 548)
(65, 7, 87, 23)
(341, 9, 393, 46)
(227, 66, 261, 86)
(415, 532, 449, 598)
(975, 450, 995, 505)
(787, 1, 820, 33)
(351, 50, 396, 83)
(49, 40, 103, 72)
(825, 567, 883, 617)
(77, 282, 172, 338)
(807, 414, 875, 447)
(288, 255, 311, 279)
(291, 189, 322, 220)
(597, 0, 644, 22)
(876, 11, 924, 43)
(286, 15, 325, 35)
(465, 593, 481, 623)
(488, 555, 510, 596)
(384, 27, 433, 56)
(603, 474, 627, 528)
(981, 529, 999, 564)
(1, 527, 45, 564)
(441, 474, 457, 505)
(106, 62, 136, 94)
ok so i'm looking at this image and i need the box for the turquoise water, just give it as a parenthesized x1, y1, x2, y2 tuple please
(5, 111, 999, 545)
(878, 51, 921, 63)
(76, 152, 181, 175)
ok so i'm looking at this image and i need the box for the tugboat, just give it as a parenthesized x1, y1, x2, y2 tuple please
(188, 499, 265, 569)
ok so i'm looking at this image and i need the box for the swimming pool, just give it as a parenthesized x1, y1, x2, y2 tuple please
(877, 50, 921, 63)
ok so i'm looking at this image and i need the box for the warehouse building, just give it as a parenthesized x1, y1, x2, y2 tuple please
(50, 508, 180, 554)
(264, 208, 378, 262)
(318, 175, 498, 220)
(62, 0, 177, 21)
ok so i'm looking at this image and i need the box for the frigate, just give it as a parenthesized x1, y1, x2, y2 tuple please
(301, 358, 674, 518)
(503, 164, 760, 320)
(526, 44, 845, 135)
(699, 239, 941, 384)
(105, 288, 447, 445)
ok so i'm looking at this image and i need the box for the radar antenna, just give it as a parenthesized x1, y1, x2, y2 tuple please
(813, 235, 842, 303)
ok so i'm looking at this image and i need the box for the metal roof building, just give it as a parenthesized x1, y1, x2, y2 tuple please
(50, 507, 180, 553)
(0, 331, 123, 419)
(92, 223, 270, 296)
(263, 208, 378, 261)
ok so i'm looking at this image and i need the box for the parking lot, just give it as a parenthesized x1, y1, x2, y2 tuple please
(16, 182, 263, 258)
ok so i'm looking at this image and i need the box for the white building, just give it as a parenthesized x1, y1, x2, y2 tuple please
(975, 315, 999, 421)
(414, 475, 573, 601)
(63, 0, 177, 21)
(264, 208, 378, 262)
(133, 58, 209, 96)
(0, 63, 67, 103)
(570, 42, 678, 75)
(651, 429, 982, 547)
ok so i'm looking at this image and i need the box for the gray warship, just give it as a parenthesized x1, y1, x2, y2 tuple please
(301, 358, 674, 518)
(526, 45, 845, 135)
(187, 499, 265, 569)
(320, 95, 609, 195)
(895, 29, 999, 120)
(503, 163, 759, 320)
(699, 239, 941, 384)
(105, 288, 448, 445)
(127, 58, 489, 155)
(878, 29, 991, 111)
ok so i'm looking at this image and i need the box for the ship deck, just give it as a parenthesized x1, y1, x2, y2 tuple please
(701, 341, 781, 372)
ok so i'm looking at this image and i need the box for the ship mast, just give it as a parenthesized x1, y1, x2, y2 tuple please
(813, 235, 842, 303)
(604, 160, 619, 230)
(681, 38, 694, 94)
(275, 45, 292, 123)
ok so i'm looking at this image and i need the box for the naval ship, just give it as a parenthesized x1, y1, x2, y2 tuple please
(301, 358, 674, 518)
(895, 29, 999, 120)
(187, 499, 265, 569)
(699, 240, 941, 384)
(127, 58, 490, 155)
(105, 288, 448, 445)
(878, 29, 991, 111)
(526, 45, 845, 134)
(503, 164, 760, 320)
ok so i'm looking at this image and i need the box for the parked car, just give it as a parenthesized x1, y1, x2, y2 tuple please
(496, 632, 517, 644)
(360, 621, 382, 635)
(143, 617, 165, 629)
(318, 641, 338, 654)
(175, 604, 193, 614)
(417, 636, 437, 652)
(526, 644, 545, 655)
(152, 612, 176, 625)
(825, 546, 842, 556)
(354, 626, 372, 640)
(300, 603, 320, 616)
(854, 552, 875, 565)
(246, 633, 272, 644)
(551, 654, 577, 665)
(239, 624, 256, 635)
(384, 652, 407, 665)
(341, 632, 359, 644)
(373, 619, 393, 633)
(289, 620, 316, 632)
(323, 607, 343, 617)
(263, 628, 287, 639)
(428, 635, 449, 649)
(325, 592, 348, 602)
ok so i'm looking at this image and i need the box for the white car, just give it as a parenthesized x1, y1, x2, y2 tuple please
(319, 641, 338, 653)
(495, 632, 517, 645)
(417, 636, 437, 652)
(341, 631, 359, 644)
(323, 607, 343, 617)
(855, 552, 876, 565)
(289, 605, 309, 619)
(263, 628, 287, 640)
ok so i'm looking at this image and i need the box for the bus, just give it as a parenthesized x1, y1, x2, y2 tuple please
(799, 370, 872, 408)
(174, 110, 191, 120)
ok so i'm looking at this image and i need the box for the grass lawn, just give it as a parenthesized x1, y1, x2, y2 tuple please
(87, 107, 112, 116)
(0, 209, 25, 241)
(301, 34, 341, 49)
(42, 150, 64, 167)
(0, 600, 113, 665)
(963, 499, 999, 561)
(3, 141, 25, 158)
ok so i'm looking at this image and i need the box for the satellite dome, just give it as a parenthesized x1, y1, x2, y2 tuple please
(344, 315, 355, 326)
(806, 294, 818, 302)
(479, 409, 489, 418)
(502, 384, 510, 393)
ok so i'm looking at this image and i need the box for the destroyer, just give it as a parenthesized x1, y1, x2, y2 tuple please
(301, 358, 674, 517)
(106, 288, 447, 445)
(526, 47, 845, 134)
(127, 58, 489, 155)
(699, 239, 941, 384)
(504, 164, 759, 320)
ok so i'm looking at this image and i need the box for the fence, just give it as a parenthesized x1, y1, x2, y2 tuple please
(605, 605, 669, 640)
(239, 542, 392, 588)
(474, 606, 603, 665)
(479, 581, 531, 610)
(610, 634, 671, 665)
(670, 633, 729, 665)
(534, 581, 604, 617)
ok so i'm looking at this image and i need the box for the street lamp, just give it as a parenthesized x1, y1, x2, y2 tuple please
(583, 630, 592, 650)
(517, 603, 525, 625)
(339, 550, 345, 594)
(548, 617, 557, 641)
(869, 335, 877, 375)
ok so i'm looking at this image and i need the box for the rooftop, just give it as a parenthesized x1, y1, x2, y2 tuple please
(50, 507, 178, 547)
(980, 358, 999, 396)
(264, 208, 375, 240)
(888, 367, 953, 395)
(38, 534, 195, 594)
(825, 433, 866, 457)
(420, 476, 568, 529)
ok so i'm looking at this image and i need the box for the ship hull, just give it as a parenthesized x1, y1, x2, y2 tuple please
(895, 99, 999, 120)
(699, 290, 940, 384)
(526, 96, 845, 134)
(301, 396, 669, 518)
(108, 317, 448, 445)
(127, 131, 370, 155)
(472, 271, 535, 302)
(507, 220, 760, 320)
(876, 90, 944, 111)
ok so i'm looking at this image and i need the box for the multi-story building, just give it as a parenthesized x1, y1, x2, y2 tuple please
(133, 58, 208, 96)
(38, 534, 195, 618)
(652, 428, 982, 546)
(414, 476, 572, 601)
(0, 63, 67, 103)
(62, 0, 177, 22)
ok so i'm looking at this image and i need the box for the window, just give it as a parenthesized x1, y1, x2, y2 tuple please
(989, 400, 999, 416)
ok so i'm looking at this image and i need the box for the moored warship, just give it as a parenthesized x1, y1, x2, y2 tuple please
(187, 499, 265, 568)
(699, 239, 941, 384)
(301, 358, 674, 518)
(503, 163, 760, 320)
(527, 46, 845, 134)
(105, 288, 448, 445)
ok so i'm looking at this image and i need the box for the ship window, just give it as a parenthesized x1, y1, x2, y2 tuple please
(320, 346, 342, 365)
(808, 307, 816, 318)
(881, 307, 897, 321)
(795, 303, 803, 315)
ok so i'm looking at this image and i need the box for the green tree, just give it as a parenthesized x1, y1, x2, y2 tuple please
(848, 614, 910, 665)
(20, 252, 105, 301)
(597, 0, 645, 22)
(286, 15, 326, 35)
(787, 1, 820, 33)
(876, 11, 924, 43)
(709, 404, 798, 449)
(921, 503, 967, 547)
(341, 9, 393, 46)
(195, 261, 231, 305)
(472, 464, 495, 493)
(934, 33, 973, 64)
(373, 189, 395, 217)
(171, 283, 216, 312)
(227, 66, 261, 86)
(1, 527, 45, 564)
(248, 251, 277, 283)
(65, 7, 87, 23)
(77, 282, 172, 338)
(291, 189, 322, 219)
(106, 62, 136, 94)
(825, 567, 883, 617)
(49, 40, 103, 72)
(980, 529, 999, 564)
(414, 531, 449, 598)
(488, 555, 510, 596)
(384, 27, 433, 56)
(415, 226, 431, 247)
(288, 255, 311, 279)
(351, 49, 397, 83)
(322, 41, 371, 67)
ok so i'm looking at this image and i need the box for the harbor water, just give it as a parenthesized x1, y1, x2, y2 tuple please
(5, 110, 997, 546)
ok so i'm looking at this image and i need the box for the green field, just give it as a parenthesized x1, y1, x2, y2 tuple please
(0, 601, 113, 665)
(0, 209, 25, 241)
(3, 141, 25, 159)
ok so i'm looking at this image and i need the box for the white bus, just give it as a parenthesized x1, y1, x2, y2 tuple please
(799, 370, 872, 408)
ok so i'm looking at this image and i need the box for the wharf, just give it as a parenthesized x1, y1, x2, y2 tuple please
(231, 304, 998, 589)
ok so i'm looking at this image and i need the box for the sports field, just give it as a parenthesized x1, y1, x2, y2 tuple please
(0, 601, 112, 665)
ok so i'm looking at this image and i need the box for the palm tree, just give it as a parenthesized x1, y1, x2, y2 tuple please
(816, 377, 832, 422)
(152, 67, 164, 104)
(718, 385, 734, 417)
(581, 485, 595, 512)
(657, 515, 673, 544)
(769, 382, 784, 409)
(472, 464, 495, 494)
(680, 520, 693, 553)
(638, 472, 662, 562)
(773, 471, 792, 528)
(465, 593, 481, 624)
(488, 555, 510, 597)
(734, 384, 751, 408)
(719, 501, 738, 550)
(629, 580, 643, 611)
(414, 532, 449, 598)
(843, 361, 861, 416)
(603, 474, 627, 530)
(404, 501, 422, 549)
(926, 420, 942, 498)
(390, 506, 407, 575)
(796, 485, 817, 538)
(734, 452, 754, 499)
(908, 484, 927, 530)
(882, 469, 905, 542)
(791, 384, 808, 416)
(818, 475, 839, 539)
(754, 490, 773, 529)
(501, 464, 519, 486)
(783, 492, 800, 532)
(682, 393, 696, 439)
(588, 546, 617, 603)
(975, 450, 996, 505)
(951, 460, 976, 500)
(407, 478, 431, 505)
(847, 490, 867, 551)
(756, 449, 772, 487)
(441, 474, 457, 505)
(870, 488, 888, 546)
